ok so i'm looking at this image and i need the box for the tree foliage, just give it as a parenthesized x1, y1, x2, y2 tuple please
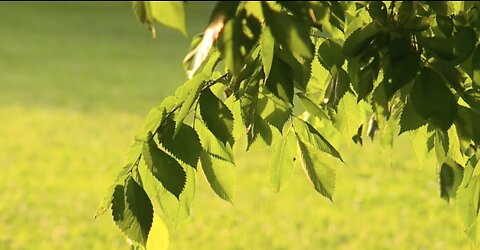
(97, 1, 480, 248)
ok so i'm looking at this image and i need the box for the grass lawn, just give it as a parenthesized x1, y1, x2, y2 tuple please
(0, 2, 471, 249)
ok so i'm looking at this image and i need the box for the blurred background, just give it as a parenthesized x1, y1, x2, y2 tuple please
(0, 2, 471, 249)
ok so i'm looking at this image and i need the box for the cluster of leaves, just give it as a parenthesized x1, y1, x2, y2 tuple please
(98, 1, 480, 248)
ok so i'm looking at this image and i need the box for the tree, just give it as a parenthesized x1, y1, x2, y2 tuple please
(95, 1, 480, 248)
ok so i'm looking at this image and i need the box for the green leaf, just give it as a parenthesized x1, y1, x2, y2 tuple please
(199, 150, 236, 202)
(270, 131, 297, 192)
(158, 118, 202, 168)
(324, 67, 351, 106)
(175, 73, 207, 134)
(440, 160, 464, 201)
(368, 1, 387, 25)
(96, 164, 132, 219)
(357, 55, 379, 100)
(297, 93, 329, 120)
(262, 2, 314, 59)
(143, 106, 165, 134)
(256, 92, 292, 132)
(195, 121, 235, 163)
(457, 153, 480, 242)
(247, 114, 274, 149)
(297, 140, 336, 200)
(418, 37, 455, 61)
(334, 92, 364, 142)
(383, 50, 421, 98)
(220, 17, 244, 75)
(137, 161, 196, 226)
(448, 125, 466, 165)
(427, 1, 451, 15)
(343, 22, 379, 57)
(410, 67, 457, 130)
(265, 56, 294, 104)
(453, 27, 476, 64)
(409, 125, 431, 166)
(146, 215, 169, 250)
(317, 39, 344, 70)
(261, 26, 275, 79)
(456, 106, 480, 145)
(399, 99, 427, 134)
(199, 87, 235, 145)
(143, 134, 186, 198)
(293, 118, 343, 162)
(276, 48, 311, 92)
(401, 16, 430, 31)
(147, 2, 186, 35)
(112, 177, 153, 246)
(436, 15, 454, 37)
(473, 45, 480, 88)
(434, 129, 449, 164)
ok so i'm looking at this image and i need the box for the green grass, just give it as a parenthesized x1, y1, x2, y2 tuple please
(0, 2, 471, 250)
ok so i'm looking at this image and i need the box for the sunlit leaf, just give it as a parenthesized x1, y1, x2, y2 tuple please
(298, 140, 336, 200)
(200, 150, 236, 202)
(270, 131, 297, 192)
(147, 1, 187, 35)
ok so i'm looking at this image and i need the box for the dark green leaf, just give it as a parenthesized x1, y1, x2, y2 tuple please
(456, 106, 480, 145)
(276, 48, 311, 92)
(343, 23, 379, 57)
(357, 56, 379, 100)
(399, 99, 428, 134)
(410, 67, 457, 130)
(247, 114, 274, 149)
(440, 160, 464, 201)
(265, 56, 294, 104)
(318, 39, 344, 70)
(143, 134, 186, 198)
(473, 45, 480, 88)
(199, 88, 235, 145)
(401, 16, 430, 31)
(325, 68, 351, 106)
(418, 37, 455, 61)
(434, 129, 449, 163)
(239, 80, 260, 128)
(270, 131, 297, 192)
(262, 2, 314, 59)
(298, 140, 336, 200)
(436, 15, 454, 37)
(453, 27, 476, 65)
(158, 118, 202, 168)
(220, 17, 244, 75)
(112, 177, 153, 246)
(368, 1, 387, 25)
(383, 51, 421, 98)
(427, 1, 451, 15)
